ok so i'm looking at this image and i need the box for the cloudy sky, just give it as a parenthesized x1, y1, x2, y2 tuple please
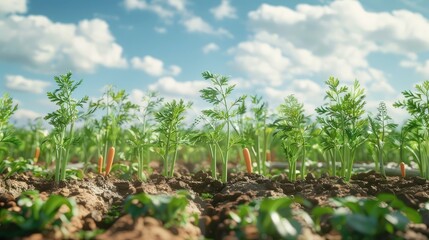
(1, 0, 429, 124)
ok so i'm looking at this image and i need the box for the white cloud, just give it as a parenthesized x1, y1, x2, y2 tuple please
(130, 89, 145, 104)
(123, 0, 146, 10)
(248, 1, 429, 56)
(148, 77, 208, 97)
(167, 0, 186, 12)
(202, 43, 219, 54)
(131, 56, 163, 76)
(169, 65, 182, 75)
(210, 0, 237, 20)
(123, 0, 174, 18)
(229, 1, 429, 96)
(123, 0, 187, 17)
(400, 58, 429, 77)
(0, 0, 27, 15)
(249, 4, 307, 25)
(154, 26, 167, 33)
(183, 16, 232, 37)
(131, 55, 181, 76)
(264, 79, 324, 115)
(0, 13, 127, 73)
(12, 109, 42, 121)
(5, 75, 50, 94)
(123, 0, 231, 37)
(229, 40, 290, 86)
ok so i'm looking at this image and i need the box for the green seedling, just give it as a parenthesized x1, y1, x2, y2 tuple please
(192, 114, 225, 179)
(242, 95, 272, 175)
(0, 93, 20, 160)
(367, 102, 397, 176)
(312, 194, 421, 238)
(0, 190, 77, 238)
(230, 197, 313, 240)
(124, 191, 191, 227)
(316, 78, 367, 180)
(92, 86, 138, 171)
(394, 80, 429, 179)
(44, 72, 93, 183)
(200, 71, 246, 182)
(273, 95, 313, 181)
(155, 99, 191, 177)
(128, 92, 163, 181)
(0, 158, 43, 178)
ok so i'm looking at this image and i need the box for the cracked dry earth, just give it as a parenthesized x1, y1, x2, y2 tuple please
(1, 170, 429, 239)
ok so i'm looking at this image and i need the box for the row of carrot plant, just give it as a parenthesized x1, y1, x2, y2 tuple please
(1, 71, 429, 182)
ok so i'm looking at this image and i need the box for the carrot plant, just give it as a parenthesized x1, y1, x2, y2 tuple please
(247, 95, 272, 175)
(155, 99, 191, 177)
(316, 78, 367, 180)
(273, 95, 313, 181)
(200, 71, 246, 182)
(192, 116, 224, 179)
(44, 72, 92, 183)
(128, 92, 163, 181)
(77, 115, 99, 171)
(29, 118, 45, 163)
(367, 102, 397, 177)
(394, 80, 429, 179)
(0, 93, 19, 160)
(92, 86, 138, 171)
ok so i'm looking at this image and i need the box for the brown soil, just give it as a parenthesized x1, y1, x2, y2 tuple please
(1, 170, 429, 239)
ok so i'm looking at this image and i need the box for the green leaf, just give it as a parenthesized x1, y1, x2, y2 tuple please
(346, 214, 378, 235)
(385, 211, 409, 231)
(124, 192, 191, 227)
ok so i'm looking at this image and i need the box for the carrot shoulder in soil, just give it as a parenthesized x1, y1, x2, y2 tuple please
(98, 155, 104, 174)
(243, 148, 252, 173)
(34, 147, 40, 163)
(105, 147, 115, 176)
(400, 162, 406, 178)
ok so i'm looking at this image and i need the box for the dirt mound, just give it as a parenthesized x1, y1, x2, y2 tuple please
(1, 170, 429, 239)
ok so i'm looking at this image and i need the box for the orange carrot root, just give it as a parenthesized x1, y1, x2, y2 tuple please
(400, 162, 406, 178)
(105, 147, 115, 176)
(98, 155, 104, 174)
(243, 148, 252, 173)
(266, 151, 271, 162)
(34, 147, 40, 163)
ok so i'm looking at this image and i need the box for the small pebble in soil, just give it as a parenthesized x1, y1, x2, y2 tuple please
(272, 174, 286, 182)
(60, 188, 70, 197)
(314, 184, 324, 194)
(366, 185, 378, 195)
(337, 178, 346, 185)
(397, 193, 418, 208)
(321, 172, 329, 178)
(280, 183, 295, 194)
(415, 192, 429, 202)
(306, 173, 316, 181)
(367, 175, 377, 183)
(322, 183, 332, 190)
(413, 177, 427, 185)
(194, 171, 209, 181)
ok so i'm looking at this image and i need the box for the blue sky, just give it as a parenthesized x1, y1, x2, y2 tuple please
(1, 0, 429, 124)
